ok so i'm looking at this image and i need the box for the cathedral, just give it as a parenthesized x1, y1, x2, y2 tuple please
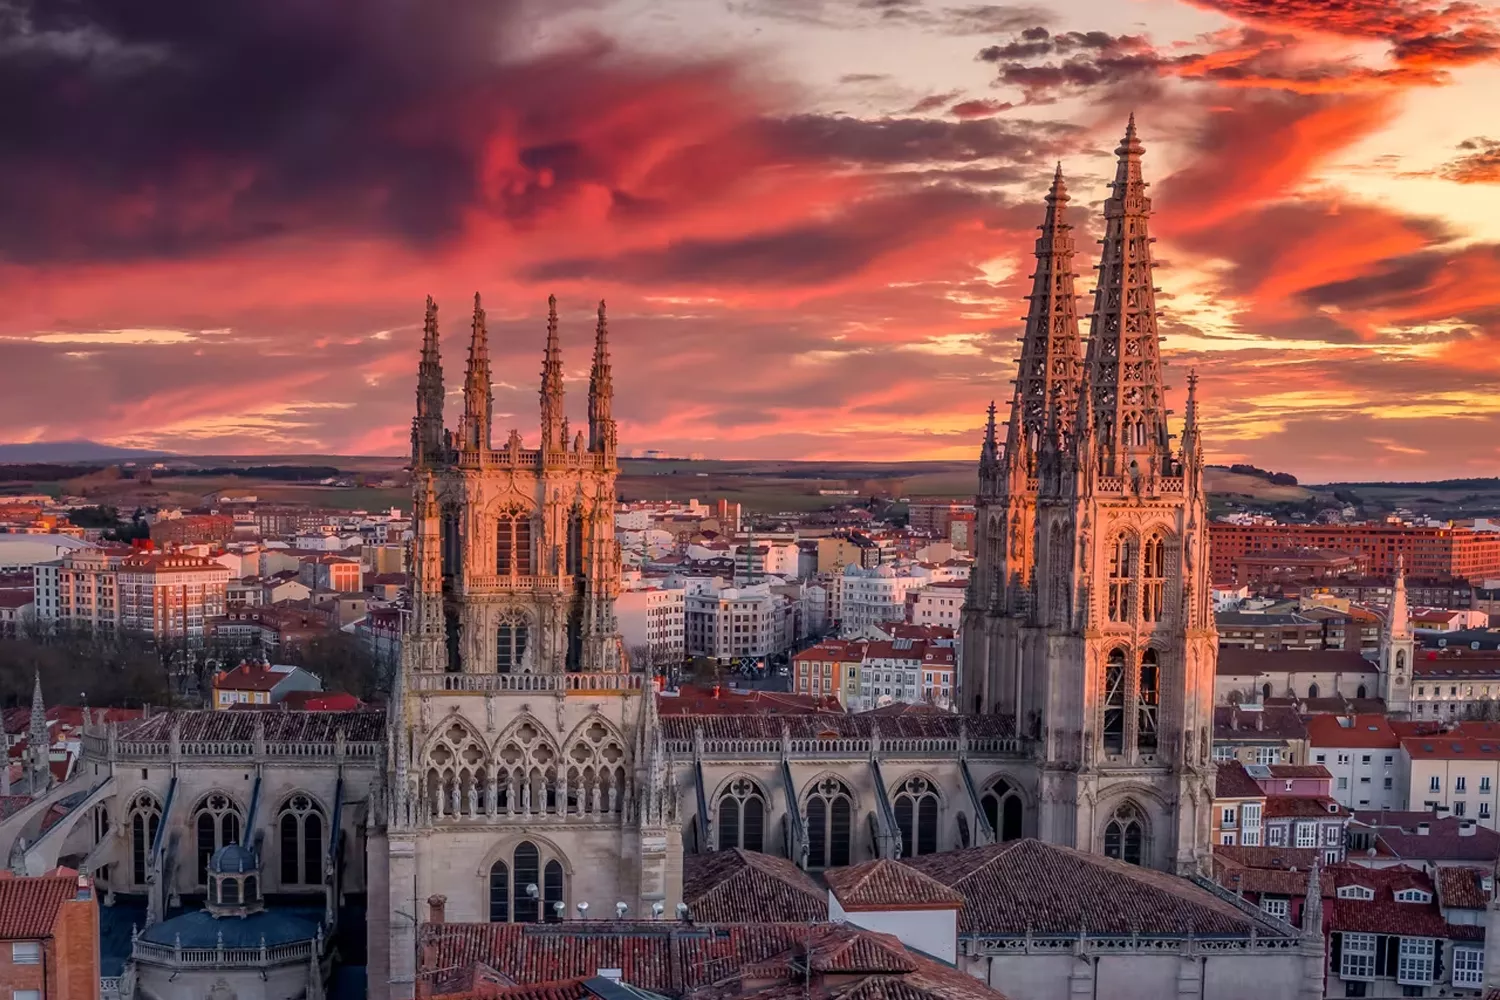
(0, 120, 1263, 1000)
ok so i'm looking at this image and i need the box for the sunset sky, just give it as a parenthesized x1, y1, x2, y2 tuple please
(3, 0, 1500, 481)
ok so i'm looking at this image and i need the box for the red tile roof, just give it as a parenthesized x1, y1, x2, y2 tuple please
(1303, 714, 1400, 749)
(214, 661, 291, 692)
(1262, 796, 1345, 819)
(1214, 762, 1265, 800)
(897, 841, 1282, 937)
(117, 708, 384, 743)
(1402, 735, 1500, 760)
(682, 850, 827, 923)
(0, 873, 76, 938)
(1326, 865, 1455, 938)
(1211, 846, 1321, 898)
(824, 859, 963, 912)
(1216, 648, 1376, 676)
(1435, 866, 1492, 910)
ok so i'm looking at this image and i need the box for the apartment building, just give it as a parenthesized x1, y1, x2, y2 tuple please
(1305, 713, 1404, 813)
(1403, 735, 1500, 827)
(792, 638, 865, 707)
(297, 554, 362, 593)
(840, 564, 928, 634)
(616, 586, 686, 666)
(684, 581, 796, 662)
(908, 581, 966, 629)
(115, 552, 229, 640)
(1210, 520, 1500, 583)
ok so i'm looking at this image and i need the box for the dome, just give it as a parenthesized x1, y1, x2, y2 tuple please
(209, 843, 260, 875)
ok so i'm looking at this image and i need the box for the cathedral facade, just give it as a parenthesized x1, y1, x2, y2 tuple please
(958, 119, 1218, 875)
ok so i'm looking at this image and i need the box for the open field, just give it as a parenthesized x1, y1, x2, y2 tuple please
(3, 454, 1497, 517)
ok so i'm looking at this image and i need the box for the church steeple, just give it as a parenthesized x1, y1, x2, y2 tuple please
(459, 293, 493, 454)
(588, 300, 616, 457)
(541, 295, 566, 452)
(1015, 164, 1084, 465)
(978, 400, 999, 487)
(1084, 115, 1170, 477)
(1389, 556, 1411, 640)
(28, 671, 48, 792)
(412, 296, 445, 467)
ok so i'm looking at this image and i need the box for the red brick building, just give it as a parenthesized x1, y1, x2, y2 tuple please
(147, 513, 235, 546)
(0, 870, 99, 1000)
(1210, 522, 1500, 584)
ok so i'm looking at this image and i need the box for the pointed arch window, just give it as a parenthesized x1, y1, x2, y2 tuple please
(805, 777, 853, 869)
(716, 778, 766, 852)
(277, 794, 325, 886)
(1141, 534, 1166, 623)
(980, 779, 1024, 842)
(441, 508, 460, 584)
(1308, 683, 1320, 699)
(893, 776, 939, 857)
(496, 511, 534, 578)
(1103, 803, 1146, 866)
(496, 610, 530, 674)
(128, 795, 161, 886)
(192, 794, 242, 886)
(1108, 535, 1133, 622)
(1049, 524, 1069, 627)
(490, 844, 567, 923)
(1103, 648, 1126, 754)
(1138, 649, 1159, 754)
(424, 721, 490, 820)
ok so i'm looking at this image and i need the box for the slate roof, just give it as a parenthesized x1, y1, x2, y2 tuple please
(1215, 648, 1376, 676)
(896, 840, 1283, 937)
(824, 859, 964, 911)
(139, 907, 321, 948)
(682, 850, 827, 923)
(1213, 705, 1307, 743)
(660, 713, 1014, 742)
(1350, 812, 1500, 862)
(0, 873, 76, 939)
(115, 709, 385, 743)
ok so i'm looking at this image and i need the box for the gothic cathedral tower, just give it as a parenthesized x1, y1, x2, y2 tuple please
(962, 119, 1217, 874)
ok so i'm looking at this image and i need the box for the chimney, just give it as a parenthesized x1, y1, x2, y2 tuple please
(1417, 823, 1430, 836)
(75, 873, 92, 901)
(1461, 820, 1478, 837)
(427, 894, 447, 924)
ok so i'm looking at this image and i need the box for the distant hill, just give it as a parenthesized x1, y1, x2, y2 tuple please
(0, 441, 172, 463)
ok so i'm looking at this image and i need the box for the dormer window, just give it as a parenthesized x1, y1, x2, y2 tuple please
(1337, 885, 1375, 900)
(1394, 889, 1432, 904)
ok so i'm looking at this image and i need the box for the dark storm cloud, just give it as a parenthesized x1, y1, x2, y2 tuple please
(757, 113, 1080, 165)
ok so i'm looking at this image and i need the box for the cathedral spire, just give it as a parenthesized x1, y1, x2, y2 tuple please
(978, 401, 999, 484)
(459, 293, 493, 453)
(1389, 555, 1411, 640)
(588, 300, 616, 456)
(1085, 116, 1170, 478)
(1181, 370, 1203, 465)
(1012, 163, 1083, 466)
(541, 295, 566, 451)
(28, 671, 48, 792)
(412, 296, 445, 467)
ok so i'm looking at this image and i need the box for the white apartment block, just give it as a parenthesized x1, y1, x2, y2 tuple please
(840, 564, 930, 634)
(684, 580, 796, 661)
(910, 582, 966, 628)
(1305, 714, 1404, 813)
(35, 547, 228, 640)
(616, 586, 686, 665)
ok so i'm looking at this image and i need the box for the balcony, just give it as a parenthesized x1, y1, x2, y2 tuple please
(410, 671, 645, 693)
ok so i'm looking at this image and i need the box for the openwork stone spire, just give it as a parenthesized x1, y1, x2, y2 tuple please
(1084, 116, 1170, 477)
(540, 295, 566, 451)
(29, 671, 48, 790)
(459, 292, 492, 453)
(978, 400, 999, 484)
(588, 299, 616, 455)
(412, 295, 445, 466)
(1014, 163, 1084, 466)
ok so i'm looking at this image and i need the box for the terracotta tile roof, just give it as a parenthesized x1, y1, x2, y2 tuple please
(1215, 648, 1376, 676)
(0, 873, 75, 938)
(1402, 735, 1500, 760)
(682, 850, 827, 923)
(1268, 765, 1331, 779)
(1214, 762, 1265, 800)
(1326, 865, 1454, 937)
(660, 713, 1014, 743)
(824, 859, 963, 912)
(1262, 796, 1345, 819)
(1211, 846, 1322, 898)
(1303, 714, 1400, 749)
(897, 841, 1281, 937)
(1435, 866, 1491, 910)
(214, 661, 293, 692)
(116, 708, 384, 743)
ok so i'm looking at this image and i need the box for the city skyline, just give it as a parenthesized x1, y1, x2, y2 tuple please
(2, 0, 1498, 479)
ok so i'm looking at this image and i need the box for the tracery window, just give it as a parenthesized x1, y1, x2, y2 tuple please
(1049, 524, 1069, 627)
(716, 777, 766, 852)
(277, 794, 325, 886)
(128, 793, 161, 886)
(490, 841, 566, 923)
(424, 720, 491, 820)
(192, 793, 243, 885)
(1102, 802, 1145, 866)
(493, 719, 561, 817)
(980, 778, 1024, 841)
(1103, 648, 1126, 754)
(1107, 534, 1132, 622)
(1138, 649, 1159, 753)
(893, 776, 939, 857)
(565, 719, 627, 817)
(805, 777, 854, 869)
(1141, 534, 1166, 623)
(496, 511, 534, 577)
